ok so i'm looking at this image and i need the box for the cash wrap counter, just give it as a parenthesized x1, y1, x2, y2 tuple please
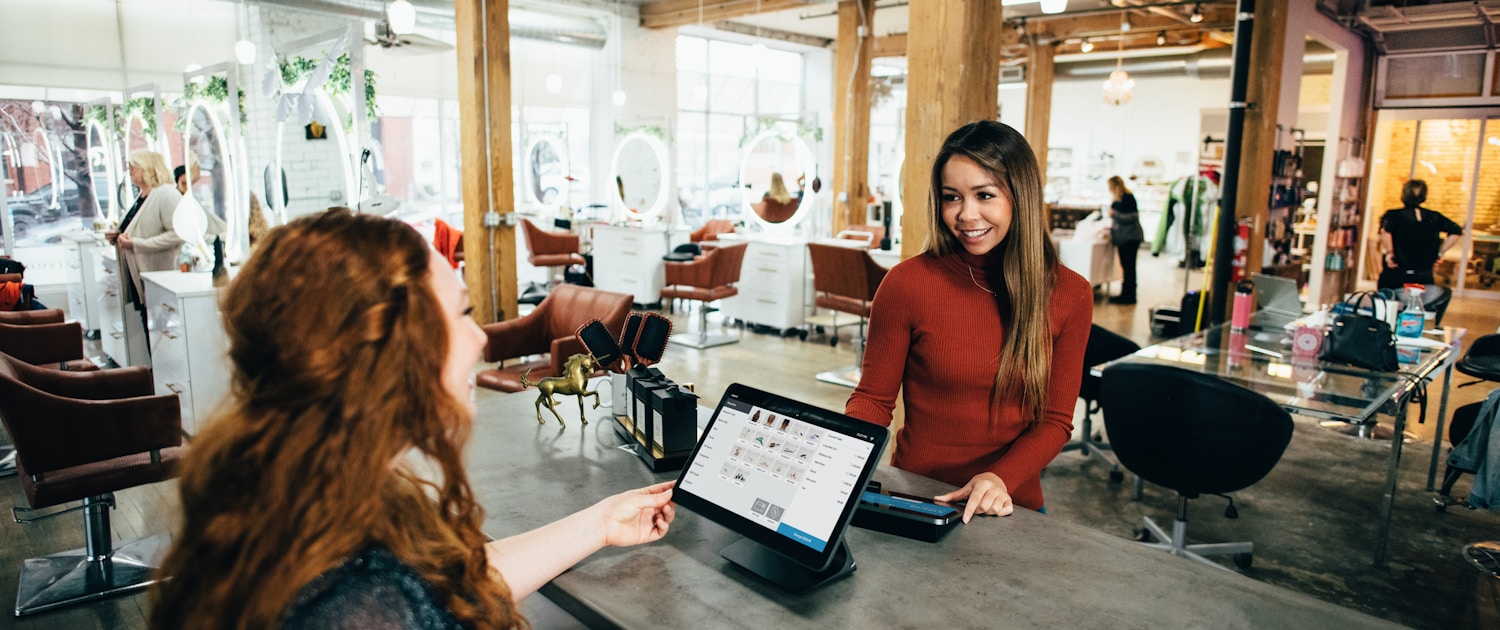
(467, 386, 1399, 628)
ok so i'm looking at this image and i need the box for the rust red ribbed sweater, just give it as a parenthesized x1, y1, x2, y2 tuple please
(846, 250, 1093, 510)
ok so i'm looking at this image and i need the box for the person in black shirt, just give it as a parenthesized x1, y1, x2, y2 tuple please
(1107, 176, 1144, 305)
(1378, 179, 1462, 289)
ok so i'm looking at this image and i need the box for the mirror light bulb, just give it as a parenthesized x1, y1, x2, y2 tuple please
(235, 39, 257, 65)
(388, 0, 417, 35)
(612, 90, 627, 107)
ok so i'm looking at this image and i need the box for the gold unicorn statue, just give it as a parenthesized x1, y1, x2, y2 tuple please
(520, 353, 601, 428)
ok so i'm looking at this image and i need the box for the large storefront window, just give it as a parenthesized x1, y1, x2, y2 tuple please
(372, 97, 464, 236)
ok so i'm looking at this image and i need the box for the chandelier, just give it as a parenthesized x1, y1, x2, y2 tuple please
(1102, 14, 1134, 106)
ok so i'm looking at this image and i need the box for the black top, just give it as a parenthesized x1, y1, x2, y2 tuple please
(1380, 206, 1463, 271)
(1110, 193, 1143, 245)
(282, 547, 466, 630)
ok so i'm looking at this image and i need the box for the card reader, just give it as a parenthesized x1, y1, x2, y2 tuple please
(850, 489, 961, 542)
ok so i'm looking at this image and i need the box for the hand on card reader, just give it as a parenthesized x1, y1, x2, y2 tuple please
(851, 481, 963, 542)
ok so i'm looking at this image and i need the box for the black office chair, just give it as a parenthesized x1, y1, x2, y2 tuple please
(1056, 324, 1140, 481)
(1101, 363, 1294, 570)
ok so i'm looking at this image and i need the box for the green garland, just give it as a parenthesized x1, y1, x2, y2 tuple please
(122, 97, 158, 139)
(173, 76, 249, 130)
(739, 117, 823, 148)
(614, 124, 666, 141)
(279, 54, 380, 122)
(84, 105, 117, 135)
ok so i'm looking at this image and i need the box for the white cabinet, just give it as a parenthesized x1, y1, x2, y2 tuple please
(591, 225, 684, 305)
(62, 232, 107, 333)
(142, 271, 230, 435)
(719, 234, 808, 331)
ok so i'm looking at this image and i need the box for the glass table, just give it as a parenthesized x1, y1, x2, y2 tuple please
(1099, 311, 1465, 567)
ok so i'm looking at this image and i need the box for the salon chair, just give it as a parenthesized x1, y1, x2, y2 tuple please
(0, 351, 183, 616)
(1056, 325, 1140, 481)
(519, 219, 586, 305)
(839, 224, 886, 246)
(807, 243, 887, 387)
(691, 219, 736, 243)
(1424, 284, 1452, 327)
(661, 243, 747, 349)
(1102, 362, 1293, 571)
(475, 284, 633, 393)
(0, 309, 98, 371)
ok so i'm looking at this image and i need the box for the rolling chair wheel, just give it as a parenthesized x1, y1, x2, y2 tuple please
(1108, 470, 1124, 483)
(830, 337, 839, 347)
(1132, 527, 1151, 542)
(797, 329, 808, 341)
(1233, 552, 1253, 569)
(1435, 502, 1448, 513)
(816, 325, 826, 334)
(1224, 504, 1238, 519)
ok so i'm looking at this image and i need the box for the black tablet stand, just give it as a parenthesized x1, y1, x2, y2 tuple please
(720, 538, 855, 595)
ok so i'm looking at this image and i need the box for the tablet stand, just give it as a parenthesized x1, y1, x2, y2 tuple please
(720, 538, 855, 595)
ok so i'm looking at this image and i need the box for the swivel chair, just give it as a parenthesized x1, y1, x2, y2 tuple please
(690, 219, 736, 243)
(0, 309, 98, 371)
(0, 351, 183, 616)
(475, 284, 633, 393)
(1101, 362, 1293, 570)
(807, 242, 887, 387)
(519, 219, 586, 305)
(661, 243, 747, 349)
(1056, 325, 1140, 481)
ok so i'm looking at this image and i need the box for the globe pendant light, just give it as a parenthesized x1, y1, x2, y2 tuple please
(388, 0, 417, 35)
(1102, 14, 1133, 106)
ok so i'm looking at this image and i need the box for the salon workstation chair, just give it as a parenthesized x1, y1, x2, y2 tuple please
(519, 218, 586, 306)
(1102, 362, 1293, 570)
(475, 284, 633, 393)
(1056, 324, 1141, 481)
(690, 219, 736, 243)
(0, 309, 99, 372)
(806, 242, 887, 387)
(660, 243, 747, 350)
(0, 351, 183, 616)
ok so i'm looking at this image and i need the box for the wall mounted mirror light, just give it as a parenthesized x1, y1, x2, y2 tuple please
(740, 129, 815, 230)
(610, 131, 670, 222)
(524, 133, 568, 210)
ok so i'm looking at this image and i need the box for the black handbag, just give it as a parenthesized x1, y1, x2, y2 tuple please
(1320, 292, 1398, 372)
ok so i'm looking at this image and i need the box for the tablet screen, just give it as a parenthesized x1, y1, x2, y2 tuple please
(674, 383, 887, 569)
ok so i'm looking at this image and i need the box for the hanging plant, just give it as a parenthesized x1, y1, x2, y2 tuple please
(738, 117, 823, 148)
(173, 75, 249, 130)
(278, 54, 380, 123)
(122, 97, 158, 139)
(84, 104, 119, 135)
(614, 124, 666, 141)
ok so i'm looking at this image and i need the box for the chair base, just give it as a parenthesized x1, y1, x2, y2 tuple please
(815, 366, 861, 388)
(1058, 412, 1121, 480)
(671, 332, 738, 349)
(0, 446, 13, 478)
(1136, 513, 1252, 573)
(16, 533, 170, 617)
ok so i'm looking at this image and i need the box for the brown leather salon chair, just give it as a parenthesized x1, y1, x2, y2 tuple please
(476, 284, 633, 393)
(690, 219, 736, 243)
(807, 242, 887, 387)
(0, 351, 183, 616)
(0, 309, 98, 372)
(661, 243, 747, 350)
(520, 219, 586, 305)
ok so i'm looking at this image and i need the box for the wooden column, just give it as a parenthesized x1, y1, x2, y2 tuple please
(1235, 0, 1289, 276)
(833, 0, 874, 236)
(455, 0, 518, 324)
(1025, 42, 1056, 182)
(900, 0, 1003, 257)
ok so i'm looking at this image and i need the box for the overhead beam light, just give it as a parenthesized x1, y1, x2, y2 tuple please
(388, 0, 417, 35)
(1189, 3, 1204, 23)
(1080, 37, 1093, 53)
(1038, 0, 1067, 15)
(1157, 30, 1167, 46)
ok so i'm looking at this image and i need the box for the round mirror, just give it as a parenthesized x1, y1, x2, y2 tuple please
(86, 121, 115, 221)
(740, 130, 815, 228)
(610, 132, 670, 221)
(274, 90, 355, 222)
(524, 135, 568, 208)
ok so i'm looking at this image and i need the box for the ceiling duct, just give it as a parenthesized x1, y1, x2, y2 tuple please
(250, 0, 607, 49)
(1054, 46, 1337, 81)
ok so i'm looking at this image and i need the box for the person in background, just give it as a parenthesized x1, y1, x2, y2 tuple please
(149, 209, 674, 629)
(1107, 175, 1144, 305)
(1379, 179, 1462, 289)
(174, 157, 201, 195)
(759, 172, 800, 223)
(845, 121, 1093, 522)
(107, 150, 183, 311)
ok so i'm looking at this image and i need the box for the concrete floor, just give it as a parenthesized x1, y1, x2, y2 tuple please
(2, 251, 1499, 628)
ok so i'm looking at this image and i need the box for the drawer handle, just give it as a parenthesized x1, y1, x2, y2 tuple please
(110, 331, 124, 339)
(165, 383, 183, 394)
(757, 298, 777, 304)
(757, 267, 778, 273)
(159, 303, 176, 313)
(163, 330, 179, 339)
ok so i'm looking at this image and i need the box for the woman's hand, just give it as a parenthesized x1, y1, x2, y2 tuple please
(934, 472, 1014, 522)
(117, 233, 134, 250)
(1384, 252, 1397, 268)
(595, 481, 676, 547)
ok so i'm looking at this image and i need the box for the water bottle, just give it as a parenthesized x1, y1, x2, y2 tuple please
(1395, 283, 1425, 339)
(1231, 280, 1254, 330)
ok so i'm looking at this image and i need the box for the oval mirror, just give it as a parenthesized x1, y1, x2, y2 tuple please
(524, 135, 568, 208)
(739, 130, 815, 229)
(86, 121, 115, 221)
(119, 115, 151, 206)
(184, 102, 235, 244)
(274, 90, 355, 222)
(610, 132, 670, 221)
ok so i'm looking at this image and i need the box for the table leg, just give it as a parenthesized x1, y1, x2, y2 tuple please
(1427, 358, 1456, 491)
(1375, 398, 1410, 568)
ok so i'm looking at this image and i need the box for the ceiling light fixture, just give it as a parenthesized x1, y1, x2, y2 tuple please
(1080, 37, 1093, 53)
(1039, 0, 1067, 15)
(546, 73, 562, 94)
(388, 0, 417, 35)
(235, 40, 257, 65)
(1102, 14, 1134, 106)
(1157, 31, 1167, 46)
(1121, 18, 1132, 32)
(1189, 3, 1204, 23)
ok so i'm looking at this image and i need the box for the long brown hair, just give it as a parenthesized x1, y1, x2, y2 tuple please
(151, 209, 523, 629)
(922, 121, 1058, 426)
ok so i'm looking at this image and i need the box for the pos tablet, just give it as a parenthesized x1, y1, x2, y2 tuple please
(672, 383, 888, 594)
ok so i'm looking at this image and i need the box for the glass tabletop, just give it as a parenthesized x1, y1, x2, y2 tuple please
(1098, 311, 1463, 424)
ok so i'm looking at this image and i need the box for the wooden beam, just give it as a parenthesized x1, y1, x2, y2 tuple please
(871, 33, 905, 58)
(1236, 0, 1290, 277)
(640, 0, 811, 30)
(712, 20, 833, 48)
(455, 0, 519, 324)
(1025, 42, 1056, 182)
(833, 0, 875, 237)
(901, 0, 1003, 259)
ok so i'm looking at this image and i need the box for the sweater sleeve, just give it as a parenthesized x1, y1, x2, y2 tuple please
(844, 262, 915, 428)
(987, 270, 1094, 492)
(134, 188, 186, 253)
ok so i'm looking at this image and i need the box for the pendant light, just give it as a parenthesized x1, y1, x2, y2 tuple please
(613, 0, 626, 108)
(388, 0, 417, 35)
(234, 0, 256, 65)
(1102, 14, 1134, 106)
(1039, 0, 1067, 15)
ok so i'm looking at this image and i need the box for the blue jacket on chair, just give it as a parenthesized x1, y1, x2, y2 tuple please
(1449, 388, 1500, 509)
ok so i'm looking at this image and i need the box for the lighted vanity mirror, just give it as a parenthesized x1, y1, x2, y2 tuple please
(525, 135, 568, 208)
(740, 130, 815, 228)
(610, 131, 670, 221)
(184, 103, 236, 228)
(120, 115, 151, 205)
(274, 90, 355, 222)
(86, 121, 115, 220)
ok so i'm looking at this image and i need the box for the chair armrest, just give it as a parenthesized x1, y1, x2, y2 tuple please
(481, 311, 548, 362)
(0, 321, 84, 365)
(665, 252, 714, 288)
(18, 363, 155, 400)
(533, 228, 580, 254)
(7, 391, 182, 474)
(0, 309, 64, 325)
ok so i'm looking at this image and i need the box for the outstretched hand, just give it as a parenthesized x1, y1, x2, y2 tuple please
(934, 472, 1014, 523)
(596, 481, 676, 547)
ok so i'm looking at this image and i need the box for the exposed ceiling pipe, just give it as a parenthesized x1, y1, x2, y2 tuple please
(1054, 46, 1336, 80)
(249, 0, 607, 49)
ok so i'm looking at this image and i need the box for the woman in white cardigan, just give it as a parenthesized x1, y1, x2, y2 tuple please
(108, 150, 184, 307)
